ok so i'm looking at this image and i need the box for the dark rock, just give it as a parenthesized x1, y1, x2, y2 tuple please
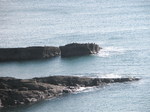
(0, 43, 102, 61)
(63, 89, 72, 93)
(34, 76, 140, 87)
(0, 76, 140, 108)
(59, 43, 101, 57)
(0, 46, 61, 61)
(18, 87, 28, 91)
(0, 99, 3, 108)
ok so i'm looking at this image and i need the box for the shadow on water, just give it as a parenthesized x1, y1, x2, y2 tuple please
(0, 54, 99, 79)
(60, 54, 96, 61)
(0, 54, 97, 64)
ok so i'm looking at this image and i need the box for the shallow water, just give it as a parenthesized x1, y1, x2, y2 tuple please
(0, 0, 150, 112)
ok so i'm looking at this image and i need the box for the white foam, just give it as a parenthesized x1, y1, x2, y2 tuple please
(76, 87, 87, 92)
(99, 73, 122, 78)
(98, 46, 126, 57)
(74, 87, 94, 94)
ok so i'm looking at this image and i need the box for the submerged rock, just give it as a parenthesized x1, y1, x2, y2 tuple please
(59, 43, 101, 57)
(0, 76, 139, 107)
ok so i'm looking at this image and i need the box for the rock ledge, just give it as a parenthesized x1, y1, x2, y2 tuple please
(0, 76, 139, 107)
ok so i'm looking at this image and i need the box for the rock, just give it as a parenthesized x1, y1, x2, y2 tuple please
(0, 43, 102, 61)
(34, 76, 140, 87)
(0, 76, 140, 108)
(0, 46, 61, 61)
(0, 99, 3, 108)
(63, 89, 72, 93)
(59, 43, 101, 57)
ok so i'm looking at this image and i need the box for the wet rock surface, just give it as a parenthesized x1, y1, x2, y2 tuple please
(0, 76, 139, 108)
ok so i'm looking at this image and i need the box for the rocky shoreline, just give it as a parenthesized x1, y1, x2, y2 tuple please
(0, 43, 101, 62)
(0, 76, 140, 108)
(0, 43, 140, 108)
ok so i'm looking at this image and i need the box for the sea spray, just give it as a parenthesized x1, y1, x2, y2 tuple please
(98, 46, 126, 57)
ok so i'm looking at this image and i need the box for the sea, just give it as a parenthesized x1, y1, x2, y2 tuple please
(0, 0, 150, 112)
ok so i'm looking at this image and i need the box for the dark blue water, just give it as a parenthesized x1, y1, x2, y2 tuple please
(0, 0, 150, 112)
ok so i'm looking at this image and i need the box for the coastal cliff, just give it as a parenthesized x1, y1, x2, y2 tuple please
(60, 43, 101, 57)
(0, 76, 139, 108)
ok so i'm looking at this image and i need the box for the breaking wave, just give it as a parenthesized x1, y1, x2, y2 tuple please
(98, 73, 122, 78)
(98, 46, 126, 57)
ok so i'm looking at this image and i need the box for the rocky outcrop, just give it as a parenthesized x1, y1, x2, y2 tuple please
(0, 76, 139, 107)
(0, 46, 61, 61)
(59, 43, 101, 57)
(0, 43, 102, 61)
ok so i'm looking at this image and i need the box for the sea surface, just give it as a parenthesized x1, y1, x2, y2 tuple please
(0, 0, 150, 112)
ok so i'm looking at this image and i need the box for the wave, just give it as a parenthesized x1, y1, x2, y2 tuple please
(74, 87, 96, 94)
(73, 73, 122, 93)
(98, 73, 122, 78)
(76, 87, 91, 92)
(74, 74, 122, 93)
(98, 46, 126, 57)
(70, 73, 123, 79)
